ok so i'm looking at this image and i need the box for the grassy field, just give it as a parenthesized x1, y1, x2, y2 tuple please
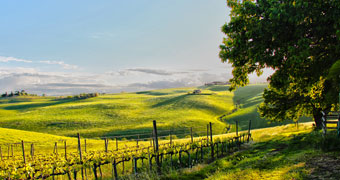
(0, 85, 327, 180)
(0, 87, 233, 138)
(0, 84, 310, 139)
(2, 122, 337, 180)
(163, 123, 340, 180)
(221, 84, 311, 131)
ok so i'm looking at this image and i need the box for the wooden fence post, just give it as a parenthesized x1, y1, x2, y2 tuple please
(107, 138, 109, 151)
(31, 143, 34, 160)
(152, 132, 155, 152)
(247, 120, 252, 142)
(11, 145, 13, 159)
(209, 122, 214, 160)
(153, 120, 161, 173)
(170, 129, 172, 146)
(64, 141, 67, 160)
(54, 142, 58, 155)
(77, 133, 83, 162)
(190, 127, 193, 143)
(206, 124, 209, 143)
(77, 133, 85, 179)
(236, 120, 238, 136)
(153, 120, 160, 173)
(21, 140, 26, 164)
(134, 157, 138, 175)
(104, 138, 108, 153)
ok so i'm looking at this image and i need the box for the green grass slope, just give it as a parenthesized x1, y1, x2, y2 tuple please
(222, 84, 311, 131)
(0, 84, 311, 138)
(0, 87, 233, 137)
(164, 123, 340, 180)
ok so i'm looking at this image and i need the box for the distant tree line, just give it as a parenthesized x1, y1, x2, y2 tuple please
(1, 91, 100, 99)
(57, 93, 99, 100)
(1, 90, 36, 97)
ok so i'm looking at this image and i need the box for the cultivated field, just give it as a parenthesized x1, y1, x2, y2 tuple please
(0, 84, 319, 179)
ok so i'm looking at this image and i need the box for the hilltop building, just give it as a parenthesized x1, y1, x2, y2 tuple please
(193, 89, 201, 94)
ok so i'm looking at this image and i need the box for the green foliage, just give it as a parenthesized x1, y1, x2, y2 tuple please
(0, 127, 240, 179)
(1, 90, 32, 97)
(220, 0, 340, 127)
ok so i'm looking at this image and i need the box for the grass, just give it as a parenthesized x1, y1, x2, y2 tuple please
(0, 87, 233, 137)
(0, 125, 231, 160)
(0, 85, 328, 180)
(0, 84, 311, 139)
(222, 84, 311, 131)
(162, 123, 340, 180)
(2, 122, 334, 180)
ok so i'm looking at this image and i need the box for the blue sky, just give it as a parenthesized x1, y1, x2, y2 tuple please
(0, 1, 270, 95)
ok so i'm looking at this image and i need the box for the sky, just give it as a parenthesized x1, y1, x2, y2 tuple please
(0, 0, 271, 95)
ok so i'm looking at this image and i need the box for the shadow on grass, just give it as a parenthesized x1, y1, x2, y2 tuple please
(136, 90, 189, 96)
(151, 95, 188, 108)
(136, 91, 172, 96)
(2, 98, 80, 111)
(199, 85, 230, 92)
(151, 94, 226, 115)
(187, 93, 213, 96)
(239, 95, 263, 108)
(164, 131, 340, 180)
(232, 85, 267, 106)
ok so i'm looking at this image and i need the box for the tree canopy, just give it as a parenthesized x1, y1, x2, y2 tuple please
(220, 0, 340, 128)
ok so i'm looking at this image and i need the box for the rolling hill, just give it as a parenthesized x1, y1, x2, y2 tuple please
(0, 84, 310, 138)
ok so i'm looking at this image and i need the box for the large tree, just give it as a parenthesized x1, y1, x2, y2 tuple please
(219, 0, 340, 128)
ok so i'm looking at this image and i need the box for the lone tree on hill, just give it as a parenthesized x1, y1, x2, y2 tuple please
(220, 0, 340, 128)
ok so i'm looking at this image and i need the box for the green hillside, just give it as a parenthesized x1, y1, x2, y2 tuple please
(222, 84, 311, 131)
(0, 87, 233, 137)
(164, 123, 340, 180)
(0, 84, 310, 138)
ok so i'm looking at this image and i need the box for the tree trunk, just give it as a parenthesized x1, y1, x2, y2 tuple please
(313, 110, 323, 129)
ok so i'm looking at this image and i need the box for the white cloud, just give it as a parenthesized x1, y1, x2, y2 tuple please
(0, 56, 32, 63)
(0, 65, 270, 96)
(39, 60, 78, 70)
(0, 56, 79, 70)
(125, 68, 190, 76)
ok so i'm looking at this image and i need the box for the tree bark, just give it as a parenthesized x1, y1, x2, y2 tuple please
(313, 110, 324, 129)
